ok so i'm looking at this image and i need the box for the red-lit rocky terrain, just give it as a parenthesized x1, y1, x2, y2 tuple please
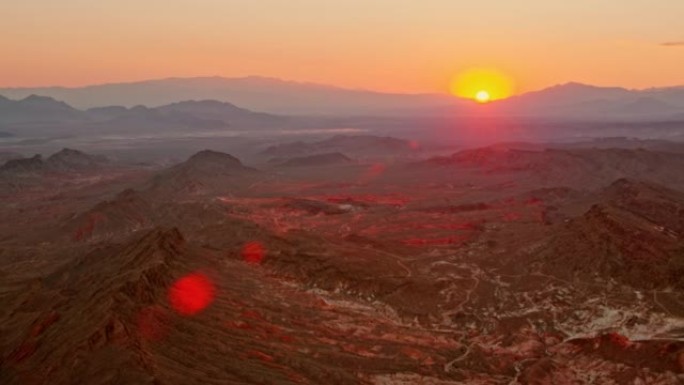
(1, 142, 683, 384)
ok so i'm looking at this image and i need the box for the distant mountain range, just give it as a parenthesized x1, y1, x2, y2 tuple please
(0, 95, 291, 135)
(0, 76, 461, 116)
(0, 94, 82, 124)
(0, 148, 108, 178)
(0, 77, 684, 135)
(483, 82, 684, 120)
(1, 77, 684, 120)
(276, 152, 353, 168)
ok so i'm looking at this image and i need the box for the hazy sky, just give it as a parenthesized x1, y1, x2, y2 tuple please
(2, 0, 683, 94)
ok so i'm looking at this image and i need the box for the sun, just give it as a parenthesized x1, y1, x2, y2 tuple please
(450, 68, 515, 102)
(475, 90, 491, 103)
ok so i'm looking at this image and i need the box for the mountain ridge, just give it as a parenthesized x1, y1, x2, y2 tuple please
(2, 77, 684, 118)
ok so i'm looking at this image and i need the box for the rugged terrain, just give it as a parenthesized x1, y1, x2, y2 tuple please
(1, 140, 683, 384)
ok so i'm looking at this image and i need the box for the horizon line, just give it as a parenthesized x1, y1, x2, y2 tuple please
(1, 75, 683, 96)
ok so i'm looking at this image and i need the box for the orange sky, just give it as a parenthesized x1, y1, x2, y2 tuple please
(2, 1, 683, 94)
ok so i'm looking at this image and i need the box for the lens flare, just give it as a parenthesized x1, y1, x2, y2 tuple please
(168, 273, 216, 316)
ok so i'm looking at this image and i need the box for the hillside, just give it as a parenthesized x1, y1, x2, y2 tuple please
(538, 179, 684, 289)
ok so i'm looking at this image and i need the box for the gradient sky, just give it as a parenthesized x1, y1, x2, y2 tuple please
(2, 0, 683, 94)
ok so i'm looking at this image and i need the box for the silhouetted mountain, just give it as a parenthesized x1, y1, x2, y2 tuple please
(0, 148, 107, 176)
(147, 150, 260, 197)
(175, 150, 252, 173)
(0, 155, 44, 174)
(3, 77, 684, 119)
(0, 76, 463, 115)
(0, 94, 306, 138)
(508, 82, 633, 106)
(95, 105, 228, 130)
(86, 102, 268, 129)
(278, 152, 352, 167)
(3, 78, 684, 120)
(0, 95, 82, 124)
(156, 100, 285, 127)
(47, 148, 108, 171)
(85, 105, 129, 120)
(487, 82, 684, 119)
(618, 97, 678, 115)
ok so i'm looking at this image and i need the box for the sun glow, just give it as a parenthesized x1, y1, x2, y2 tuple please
(451, 68, 515, 102)
(475, 90, 491, 103)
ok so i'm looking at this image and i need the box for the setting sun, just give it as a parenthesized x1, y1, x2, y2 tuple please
(475, 90, 491, 103)
(451, 68, 515, 102)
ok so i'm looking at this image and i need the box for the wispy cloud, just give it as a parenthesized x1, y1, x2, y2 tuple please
(661, 41, 684, 47)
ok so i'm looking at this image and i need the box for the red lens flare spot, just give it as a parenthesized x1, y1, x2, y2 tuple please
(168, 273, 216, 316)
(242, 241, 265, 265)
